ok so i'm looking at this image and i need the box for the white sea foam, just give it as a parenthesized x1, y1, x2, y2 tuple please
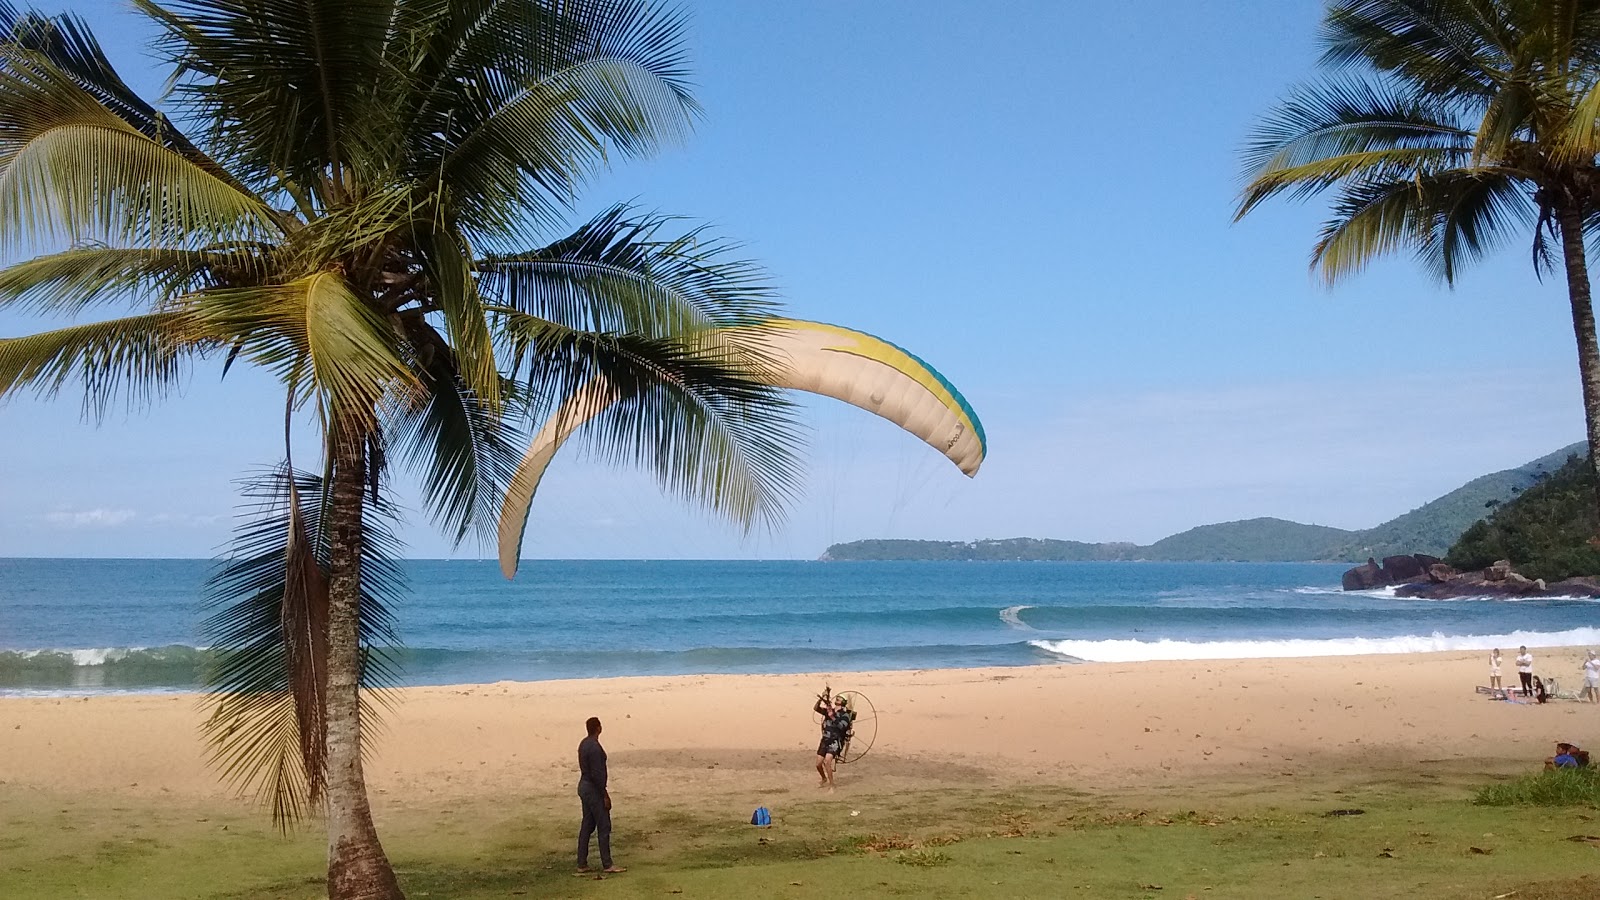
(998, 606, 1033, 629)
(1291, 585, 1400, 599)
(1291, 585, 1600, 602)
(1029, 627, 1600, 663)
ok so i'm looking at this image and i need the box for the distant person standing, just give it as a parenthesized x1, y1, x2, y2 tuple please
(1583, 650, 1600, 703)
(1489, 649, 1503, 692)
(1516, 646, 1534, 697)
(576, 717, 625, 875)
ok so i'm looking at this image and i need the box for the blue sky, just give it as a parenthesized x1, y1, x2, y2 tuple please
(0, 0, 1586, 559)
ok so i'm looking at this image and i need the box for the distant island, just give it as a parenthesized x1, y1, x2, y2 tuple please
(821, 442, 1585, 563)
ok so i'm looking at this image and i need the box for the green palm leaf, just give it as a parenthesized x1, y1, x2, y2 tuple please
(478, 205, 777, 340)
(387, 317, 527, 545)
(0, 245, 249, 314)
(0, 310, 207, 416)
(137, 0, 402, 195)
(194, 274, 420, 421)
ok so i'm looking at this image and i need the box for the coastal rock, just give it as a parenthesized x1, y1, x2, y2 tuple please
(1547, 577, 1600, 597)
(1341, 553, 1444, 590)
(1427, 563, 1456, 583)
(1342, 558, 1386, 591)
(1380, 555, 1426, 583)
(1395, 567, 1600, 599)
(1503, 572, 1535, 589)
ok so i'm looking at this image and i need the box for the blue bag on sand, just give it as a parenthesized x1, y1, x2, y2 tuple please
(751, 806, 772, 826)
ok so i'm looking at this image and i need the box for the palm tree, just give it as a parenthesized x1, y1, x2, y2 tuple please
(1237, 0, 1600, 527)
(0, 2, 811, 898)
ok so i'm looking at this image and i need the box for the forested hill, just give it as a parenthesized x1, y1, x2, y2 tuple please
(1328, 442, 1584, 559)
(821, 442, 1586, 562)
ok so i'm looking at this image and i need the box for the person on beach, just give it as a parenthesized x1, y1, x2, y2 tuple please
(1516, 646, 1534, 696)
(1547, 742, 1590, 769)
(1533, 675, 1549, 704)
(813, 689, 848, 788)
(1489, 649, 1503, 692)
(576, 717, 624, 875)
(1583, 650, 1600, 703)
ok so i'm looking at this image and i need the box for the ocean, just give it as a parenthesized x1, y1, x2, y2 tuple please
(2, 558, 1597, 695)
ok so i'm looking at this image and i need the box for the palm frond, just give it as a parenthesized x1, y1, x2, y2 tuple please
(0, 245, 249, 315)
(421, 0, 699, 232)
(136, 0, 403, 196)
(202, 465, 405, 829)
(1321, 0, 1506, 99)
(0, 2, 239, 187)
(387, 318, 526, 546)
(478, 205, 777, 339)
(0, 310, 207, 417)
(1554, 73, 1600, 161)
(194, 274, 420, 422)
(1310, 166, 1528, 283)
(0, 40, 274, 247)
(1238, 79, 1474, 215)
(414, 223, 501, 411)
(497, 311, 801, 530)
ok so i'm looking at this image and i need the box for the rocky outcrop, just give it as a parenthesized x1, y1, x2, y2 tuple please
(1381, 554, 1425, 582)
(1340, 554, 1437, 591)
(1394, 567, 1600, 599)
(1336, 552, 1594, 598)
(1342, 557, 1386, 591)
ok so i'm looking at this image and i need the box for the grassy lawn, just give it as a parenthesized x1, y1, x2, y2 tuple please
(3, 779, 1597, 899)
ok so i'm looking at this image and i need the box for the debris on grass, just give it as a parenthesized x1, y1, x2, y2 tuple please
(894, 849, 951, 867)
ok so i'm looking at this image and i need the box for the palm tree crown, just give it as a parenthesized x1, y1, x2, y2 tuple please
(1238, 0, 1600, 530)
(0, 2, 808, 897)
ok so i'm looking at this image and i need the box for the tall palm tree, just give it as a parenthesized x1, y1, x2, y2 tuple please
(1237, 0, 1600, 526)
(0, 2, 808, 898)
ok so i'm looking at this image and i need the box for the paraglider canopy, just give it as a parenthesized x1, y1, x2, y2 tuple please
(497, 317, 985, 578)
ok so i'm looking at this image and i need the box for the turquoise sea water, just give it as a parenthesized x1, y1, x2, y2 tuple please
(2, 558, 1597, 694)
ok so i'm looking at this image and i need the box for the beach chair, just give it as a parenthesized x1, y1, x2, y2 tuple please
(1547, 678, 1581, 701)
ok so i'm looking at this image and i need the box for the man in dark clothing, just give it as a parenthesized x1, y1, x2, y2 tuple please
(577, 717, 624, 874)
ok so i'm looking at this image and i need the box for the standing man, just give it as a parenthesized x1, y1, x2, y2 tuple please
(577, 717, 625, 874)
(813, 690, 845, 789)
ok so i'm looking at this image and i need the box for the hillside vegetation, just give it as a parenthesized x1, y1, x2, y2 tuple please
(1332, 442, 1583, 559)
(823, 442, 1585, 562)
(1446, 453, 1600, 581)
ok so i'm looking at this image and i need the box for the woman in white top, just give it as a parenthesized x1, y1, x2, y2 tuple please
(1489, 649, 1503, 691)
(1516, 646, 1534, 696)
(1583, 650, 1600, 704)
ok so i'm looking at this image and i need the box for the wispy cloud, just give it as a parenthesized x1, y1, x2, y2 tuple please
(43, 508, 137, 528)
(38, 509, 223, 529)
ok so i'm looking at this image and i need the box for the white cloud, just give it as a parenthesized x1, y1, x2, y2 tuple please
(43, 508, 137, 528)
(35, 509, 224, 530)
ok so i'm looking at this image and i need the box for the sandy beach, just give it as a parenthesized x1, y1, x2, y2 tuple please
(5, 647, 1596, 814)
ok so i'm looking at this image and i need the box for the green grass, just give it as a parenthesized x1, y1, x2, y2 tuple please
(3, 781, 1599, 899)
(1474, 767, 1600, 807)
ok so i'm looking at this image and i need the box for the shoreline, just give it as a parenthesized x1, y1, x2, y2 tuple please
(4, 648, 1597, 811)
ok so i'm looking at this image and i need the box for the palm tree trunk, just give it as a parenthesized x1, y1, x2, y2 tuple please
(324, 424, 405, 900)
(1556, 204, 1600, 536)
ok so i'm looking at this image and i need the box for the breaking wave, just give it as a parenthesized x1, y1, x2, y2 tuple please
(1028, 627, 1600, 663)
